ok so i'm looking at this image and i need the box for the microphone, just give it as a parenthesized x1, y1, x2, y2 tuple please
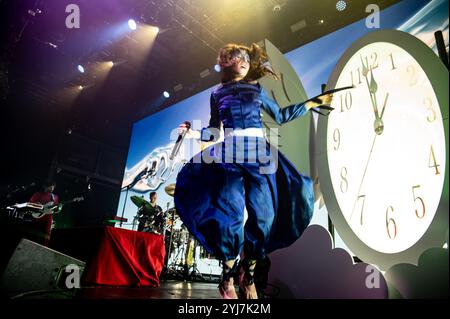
(170, 121, 191, 160)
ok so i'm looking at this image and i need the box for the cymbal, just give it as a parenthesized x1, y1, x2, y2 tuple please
(165, 183, 176, 197)
(130, 195, 148, 207)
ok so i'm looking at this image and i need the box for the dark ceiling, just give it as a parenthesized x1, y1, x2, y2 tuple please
(0, 0, 401, 186)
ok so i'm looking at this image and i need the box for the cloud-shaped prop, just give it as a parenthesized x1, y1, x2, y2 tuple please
(385, 247, 448, 299)
(267, 225, 388, 298)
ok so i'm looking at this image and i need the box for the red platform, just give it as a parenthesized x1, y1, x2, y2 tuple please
(50, 226, 165, 287)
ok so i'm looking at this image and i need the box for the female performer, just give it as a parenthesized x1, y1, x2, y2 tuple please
(174, 43, 334, 299)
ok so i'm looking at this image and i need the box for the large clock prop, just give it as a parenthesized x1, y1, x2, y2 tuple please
(316, 30, 449, 270)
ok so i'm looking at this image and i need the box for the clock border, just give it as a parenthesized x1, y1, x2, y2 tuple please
(316, 29, 449, 270)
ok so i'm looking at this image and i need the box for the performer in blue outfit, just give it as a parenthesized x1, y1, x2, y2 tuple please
(175, 43, 334, 299)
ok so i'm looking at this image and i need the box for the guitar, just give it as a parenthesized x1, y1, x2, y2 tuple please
(31, 196, 84, 219)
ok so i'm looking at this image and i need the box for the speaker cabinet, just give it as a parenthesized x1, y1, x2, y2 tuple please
(0, 238, 85, 293)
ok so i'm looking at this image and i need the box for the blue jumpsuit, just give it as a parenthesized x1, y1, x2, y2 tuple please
(174, 81, 314, 261)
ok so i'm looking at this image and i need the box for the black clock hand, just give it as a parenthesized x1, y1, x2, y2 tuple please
(360, 55, 380, 120)
(369, 68, 380, 117)
(350, 134, 378, 221)
(372, 92, 389, 135)
(379, 93, 389, 120)
(360, 55, 387, 135)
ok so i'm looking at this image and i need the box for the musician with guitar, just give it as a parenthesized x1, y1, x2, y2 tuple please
(26, 180, 61, 246)
(25, 180, 59, 246)
(26, 181, 83, 245)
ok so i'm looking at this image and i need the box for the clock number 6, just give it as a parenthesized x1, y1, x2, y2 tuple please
(412, 185, 426, 219)
(385, 206, 397, 240)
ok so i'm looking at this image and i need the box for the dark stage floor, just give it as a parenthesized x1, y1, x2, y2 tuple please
(3, 280, 223, 300)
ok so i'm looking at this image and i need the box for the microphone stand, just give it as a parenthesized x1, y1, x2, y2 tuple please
(170, 121, 191, 160)
(119, 185, 132, 228)
(165, 207, 177, 271)
(162, 202, 170, 238)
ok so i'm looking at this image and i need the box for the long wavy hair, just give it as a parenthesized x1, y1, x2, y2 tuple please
(217, 43, 278, 83)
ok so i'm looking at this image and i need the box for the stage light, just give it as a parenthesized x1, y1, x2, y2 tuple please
(128, 19, 137, 30)
(28, 9, 42, 16)
(336, 1, 347, 11)
(163, 91, 170, 98)
(108, 61, 114, 67)
(154, 26, 160, 34)
(78, 85, 84, 90)
(77, 64, 85, 73)
(214, 64, 221, 72)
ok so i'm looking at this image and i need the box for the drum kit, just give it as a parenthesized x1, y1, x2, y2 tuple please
(130, 183, 205, 281)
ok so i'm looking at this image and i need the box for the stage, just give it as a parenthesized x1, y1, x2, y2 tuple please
(0, 0, 448, 303)
(3, 280, 223, 300)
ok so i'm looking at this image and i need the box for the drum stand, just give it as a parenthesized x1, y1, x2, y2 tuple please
(162, 216, 205, 282)
(164, 207, 176, 269)
(162, 207, 183, 280)
(186, 239, 205, 281)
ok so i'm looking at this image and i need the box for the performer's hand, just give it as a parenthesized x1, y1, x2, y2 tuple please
(305, 93, 334, 111)
(177, 122, 200, 140)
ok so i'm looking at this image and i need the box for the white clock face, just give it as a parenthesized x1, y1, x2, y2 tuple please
(327, 42, 446, 254)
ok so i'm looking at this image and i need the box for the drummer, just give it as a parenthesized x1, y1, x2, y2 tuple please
(137, 201, 151, 232)
(138, 191, 164, 232)
(149, 191, 163, 219)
